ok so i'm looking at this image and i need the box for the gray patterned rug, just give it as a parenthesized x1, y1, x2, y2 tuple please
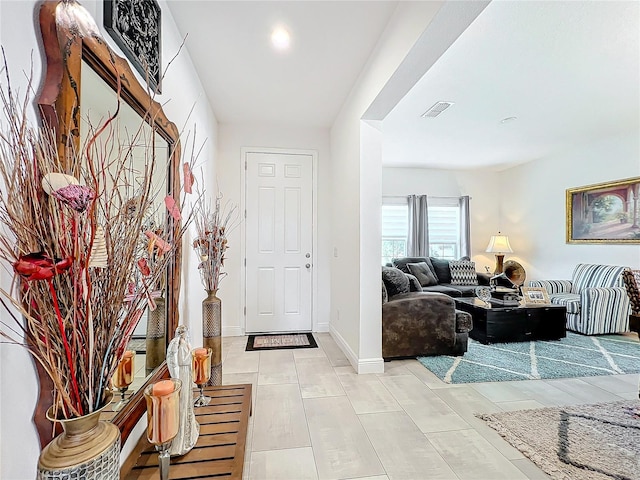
(479, 400, 640, 480)
(417, 332, 640, 383)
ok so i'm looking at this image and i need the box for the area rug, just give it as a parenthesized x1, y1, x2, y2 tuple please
(417, 332, 640, 384)
(479, 400, 640, 480)
(245, 332, 318, 351)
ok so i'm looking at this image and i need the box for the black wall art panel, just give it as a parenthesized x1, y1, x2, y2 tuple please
(104, 0, 162, 92)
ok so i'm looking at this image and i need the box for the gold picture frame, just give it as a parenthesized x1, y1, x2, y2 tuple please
(566, 177, 640, 244)
(521, 287, 550, 305)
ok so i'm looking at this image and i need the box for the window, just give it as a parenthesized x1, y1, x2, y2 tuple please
(381, 196, 463, 265)
(381, 199, 408, 265)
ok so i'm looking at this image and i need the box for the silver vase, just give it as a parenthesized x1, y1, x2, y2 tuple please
(202, 290, 222, 386)
(37, 393, 120, 480)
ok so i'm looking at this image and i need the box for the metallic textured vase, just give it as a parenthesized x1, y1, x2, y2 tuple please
(166, 325, 200, 456)
(202, 290, 222, 386)
(37, 393, 120, 480)
(146, 296, 167, 375)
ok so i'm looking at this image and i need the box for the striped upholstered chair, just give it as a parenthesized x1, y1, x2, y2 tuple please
(529, 263, 631, 335)
(622, 268, 640, 333)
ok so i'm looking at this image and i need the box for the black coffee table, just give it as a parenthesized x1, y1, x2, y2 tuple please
(454, 297, 567, 345)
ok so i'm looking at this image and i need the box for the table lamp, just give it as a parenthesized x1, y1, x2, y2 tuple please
(485, 232, 513, 274)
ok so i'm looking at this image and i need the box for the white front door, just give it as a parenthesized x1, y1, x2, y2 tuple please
(245, 151, 313, 333)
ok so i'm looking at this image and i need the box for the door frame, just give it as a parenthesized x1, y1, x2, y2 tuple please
(240, 147, 319, 334)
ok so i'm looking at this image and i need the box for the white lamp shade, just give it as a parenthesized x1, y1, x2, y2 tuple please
(485, 235, 513, 254)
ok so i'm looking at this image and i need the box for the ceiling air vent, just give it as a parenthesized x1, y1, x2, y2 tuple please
(421, 101, 454, 118)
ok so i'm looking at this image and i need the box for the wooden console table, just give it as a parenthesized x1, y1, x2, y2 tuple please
(121, 384, 252, 479)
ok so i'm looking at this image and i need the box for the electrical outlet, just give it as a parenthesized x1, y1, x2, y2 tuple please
(333, 247, 338, 257)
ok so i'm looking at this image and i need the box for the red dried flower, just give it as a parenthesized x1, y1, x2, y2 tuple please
(13, 252, 73, 281)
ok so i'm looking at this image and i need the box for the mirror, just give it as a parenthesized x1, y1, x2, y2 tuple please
(36, 0, 181, 446)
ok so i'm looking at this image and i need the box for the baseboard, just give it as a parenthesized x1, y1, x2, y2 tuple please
(315, 322, 330, 333)
(328, 325, 384, 374)
(357, 357, 384, 374)
(223, 326, 244, 337)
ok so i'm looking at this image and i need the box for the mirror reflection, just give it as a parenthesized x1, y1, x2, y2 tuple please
(79, 60, 170, 418)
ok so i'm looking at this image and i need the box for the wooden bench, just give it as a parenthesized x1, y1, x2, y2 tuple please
(121, 384, 252, 479)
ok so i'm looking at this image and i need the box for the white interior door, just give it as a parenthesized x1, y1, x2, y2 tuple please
(245, 151, 313, 333)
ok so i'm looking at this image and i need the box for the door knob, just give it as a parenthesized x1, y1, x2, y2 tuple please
(305, 263, 311, 269)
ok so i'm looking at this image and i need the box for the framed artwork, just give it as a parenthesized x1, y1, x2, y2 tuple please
(566, 177, 640, 244)
(104, 0, 162, 93)
(521, 287, 550, 305)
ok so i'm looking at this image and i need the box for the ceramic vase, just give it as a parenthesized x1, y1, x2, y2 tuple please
(37, 393, 119, 480)
(146, 296, 167, 375)
(202, 290, 222, 386)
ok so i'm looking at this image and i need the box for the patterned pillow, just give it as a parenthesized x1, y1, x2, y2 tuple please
(406, 262, 438, 287)
(449, 260, 478, 286)
(622, 269, 640, 315)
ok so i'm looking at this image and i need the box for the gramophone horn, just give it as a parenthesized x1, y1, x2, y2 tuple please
(503, 260, 526, 286)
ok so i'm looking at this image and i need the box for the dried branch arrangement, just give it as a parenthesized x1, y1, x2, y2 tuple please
(0, 68, 193, 419)
(192, 190, 239, 294)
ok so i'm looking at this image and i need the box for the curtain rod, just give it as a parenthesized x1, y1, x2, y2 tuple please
(382, 195, 472, 200)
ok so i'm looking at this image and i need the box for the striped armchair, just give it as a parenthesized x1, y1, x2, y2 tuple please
(622, 269, 640, 333)
(529, 263, 631, 335)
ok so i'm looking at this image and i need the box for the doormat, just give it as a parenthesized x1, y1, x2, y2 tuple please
(417, 332, 640, 384)
(478, 400, 640, 480)
(246, 332, 318, 351)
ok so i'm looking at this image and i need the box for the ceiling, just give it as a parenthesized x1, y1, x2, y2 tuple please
(167, 0, 398, 127)
(383, 0, 640, 170)
(167, 1, 640, 170)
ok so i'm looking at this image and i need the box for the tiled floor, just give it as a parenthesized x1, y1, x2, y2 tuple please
(221, 333, 640, 480)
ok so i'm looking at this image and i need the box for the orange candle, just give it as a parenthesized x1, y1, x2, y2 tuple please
(146, 380, 181, 444)
(192, 348, 211, 385)
(112, 350, 135, 389)
(152, 380, 175, 396)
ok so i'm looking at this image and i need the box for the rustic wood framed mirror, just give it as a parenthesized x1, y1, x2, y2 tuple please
(35, 0, 181, 446)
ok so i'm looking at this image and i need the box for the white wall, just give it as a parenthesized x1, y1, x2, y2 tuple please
(216, 123, 332, 336)
(0, 1, 218, 477)
(329, 2, 443, 372)
(500, 131, 640, 281)
(382, 167, 502, 272)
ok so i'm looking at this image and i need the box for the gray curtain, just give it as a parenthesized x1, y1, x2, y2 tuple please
(407, 195, 429, 257)
(459, 195, 471, 258)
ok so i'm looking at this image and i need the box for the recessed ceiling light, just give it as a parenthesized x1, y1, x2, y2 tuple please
(271, 27, 291, 51)
(500, 116, 518, 124)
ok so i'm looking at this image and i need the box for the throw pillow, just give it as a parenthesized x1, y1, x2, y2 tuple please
(406, 262, 438, 287)
(429, 257, 451, 283)
(392, 257, 435, 277)
(381, 266, 410, 297)
(449, 260, 478, 286)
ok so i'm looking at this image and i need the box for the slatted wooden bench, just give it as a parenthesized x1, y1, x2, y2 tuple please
(121, 384, 252, 479)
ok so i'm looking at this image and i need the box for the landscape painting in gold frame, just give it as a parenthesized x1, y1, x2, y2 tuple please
(566, 177, 640, 244)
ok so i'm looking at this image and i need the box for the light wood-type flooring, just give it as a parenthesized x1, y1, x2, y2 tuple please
(221, 332, 640, 480)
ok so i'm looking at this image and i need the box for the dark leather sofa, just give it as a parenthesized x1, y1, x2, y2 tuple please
(391, 256, 490, 297)
(382, 266, 473, 359)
